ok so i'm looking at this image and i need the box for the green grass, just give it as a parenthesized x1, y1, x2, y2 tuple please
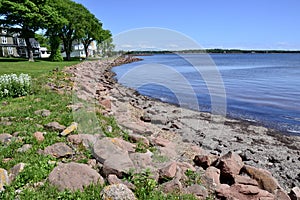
(0, 58, 206, 199)
(0, 58, 79, 78)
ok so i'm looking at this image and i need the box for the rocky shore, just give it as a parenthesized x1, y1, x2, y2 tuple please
(65, 57, 300, 198)
(2, 56, 299, 199)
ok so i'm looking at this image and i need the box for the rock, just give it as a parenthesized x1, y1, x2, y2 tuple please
(193, 154, 218, 169)
(92, 137, 129, 164)
(140, 115, 151, 123)
(0, 168, 9, 191)
(216, 152, 243, 183)
(127, 133, 149, 147)
(151, 137, 171, 147)
(216, 184, 275, 200)
(44, 122, 66, 132)
(110, 138, 136, 153)
(99, 99, 111, 110)
(34, 109, 51, 117)
(102, 153, 135, 178)
(49, 162, 104, 191)
(159, 162, 177, 179)
(100, 183, 136, 200)
(42, 142, 74, 158)
(162, 179, 182, 193)
(129, 152, 152, 172)
(275, 188, 291, 200)
(8, 163, 25, 184)
(33, 131, 45, 142)
(243, 165, 280, 194)
(289, 187, 300, 200)
(177, 162, 196, 172)
(60, 122, 78, 136)
(107, 174, 135, 190)
(17, 144, 32, 153)
(0, 133, 12, 144)
(183, 184, 208, 199)
(234, 174, 259, 186)
(67, 134, 102, 148)
(204, 166, 221, 186)
(151, 115, 168, 125)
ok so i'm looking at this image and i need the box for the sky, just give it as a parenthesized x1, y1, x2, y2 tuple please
(74, 0, 300, 50)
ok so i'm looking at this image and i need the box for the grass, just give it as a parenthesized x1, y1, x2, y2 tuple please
(0, 58, 206, 199)
(0, 57, 79, 78)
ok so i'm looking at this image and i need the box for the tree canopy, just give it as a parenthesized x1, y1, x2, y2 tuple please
(0, 0, 113, 61)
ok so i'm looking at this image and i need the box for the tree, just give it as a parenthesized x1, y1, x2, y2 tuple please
(97, 34, 115, 57)
(78, 13, 112, 59)
(0, 0, 60, 61)
(48, 0, 93, 61)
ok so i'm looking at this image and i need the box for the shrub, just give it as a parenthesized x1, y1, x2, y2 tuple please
(0, 73, 31, 98)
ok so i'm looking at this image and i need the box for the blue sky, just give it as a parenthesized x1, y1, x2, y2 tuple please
(74, 0, 300, 50)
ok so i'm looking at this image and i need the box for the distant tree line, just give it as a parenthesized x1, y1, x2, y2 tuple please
(126, 49, 300, 55)
(0, 0, 113, 61)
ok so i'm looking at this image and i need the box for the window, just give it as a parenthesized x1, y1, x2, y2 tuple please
(1, 37, 7, 44)
(7, 47, 13, 55)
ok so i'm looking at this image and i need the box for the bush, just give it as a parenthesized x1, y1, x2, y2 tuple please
(0, 73, 31, 98)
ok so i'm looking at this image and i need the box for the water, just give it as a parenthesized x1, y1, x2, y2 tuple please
(113, 54, 300, 135)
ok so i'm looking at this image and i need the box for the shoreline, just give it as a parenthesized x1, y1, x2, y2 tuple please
(66, 57, 300, 192)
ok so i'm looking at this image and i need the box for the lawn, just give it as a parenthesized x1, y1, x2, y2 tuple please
(0, 58, 80, 77)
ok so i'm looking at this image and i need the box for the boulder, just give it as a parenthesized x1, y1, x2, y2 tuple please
(275, 188, 291, 200)
(193, 154, 218, 169)
(0, 168, 9, 191)
(204, 166, 221, 186)
(151, 137, 171, 147)
(243, 165, 280, 194)
(216, 152, 243, 183)
(289, 187, 300, 200)
(44, 122, 66, 132)
(129, 152, 152, 172)
(183, 184, 208, 199)
(159, 162, 177, 179)
(48, 162, 104, 191)
(234, 175, 259, 186)
(216, 184, 275, 200)
(102, 153, 135, 177)
(67, 134, 102, 148)
(42, 142, 74, 158)
(92, 137, 129, 164)
(100, 184, 136, 200)
(99, 99, 111, 110)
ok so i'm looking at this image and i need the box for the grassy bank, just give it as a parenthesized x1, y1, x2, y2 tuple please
(0, 58, 202, 199)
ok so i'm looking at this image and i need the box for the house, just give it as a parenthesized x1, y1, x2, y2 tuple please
(61, 40, 97, 58)
(0, 28, 18, 57)
(0, 27, 41, 58)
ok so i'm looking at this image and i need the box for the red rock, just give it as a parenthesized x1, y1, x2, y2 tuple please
(216, 151, 243, 180)
(216, 184, 275, 200)
(177, 162, 196, 172)
(99, 99, 111, 110)
(128, 133, 149, 147)
(42, 142, 74, 158)
(243, 165, 279, 194)
(183, 184, 208, 199)
(159, 162, 177, 179)
(34, 132, 44, 142)
(234, 175, 259, 186)
(275, 188, 291, 200)
(151, 137, 171, 147)
(193, 154, 218, 169)
(205, 166, 221, 186)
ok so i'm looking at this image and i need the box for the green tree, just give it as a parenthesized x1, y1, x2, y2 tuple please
(0, 0, 60, 61)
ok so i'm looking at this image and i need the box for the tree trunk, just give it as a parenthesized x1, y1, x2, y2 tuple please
(25, 37, 34, 62)
(84, 45, 89, 59)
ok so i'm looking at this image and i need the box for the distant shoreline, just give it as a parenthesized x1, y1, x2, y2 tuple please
(124, 49, 300, 55)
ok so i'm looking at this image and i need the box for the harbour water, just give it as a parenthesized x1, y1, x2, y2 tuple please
(113, 53, 300, 135)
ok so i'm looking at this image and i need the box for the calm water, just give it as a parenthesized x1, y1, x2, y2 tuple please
(113, 54, 300, 135)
